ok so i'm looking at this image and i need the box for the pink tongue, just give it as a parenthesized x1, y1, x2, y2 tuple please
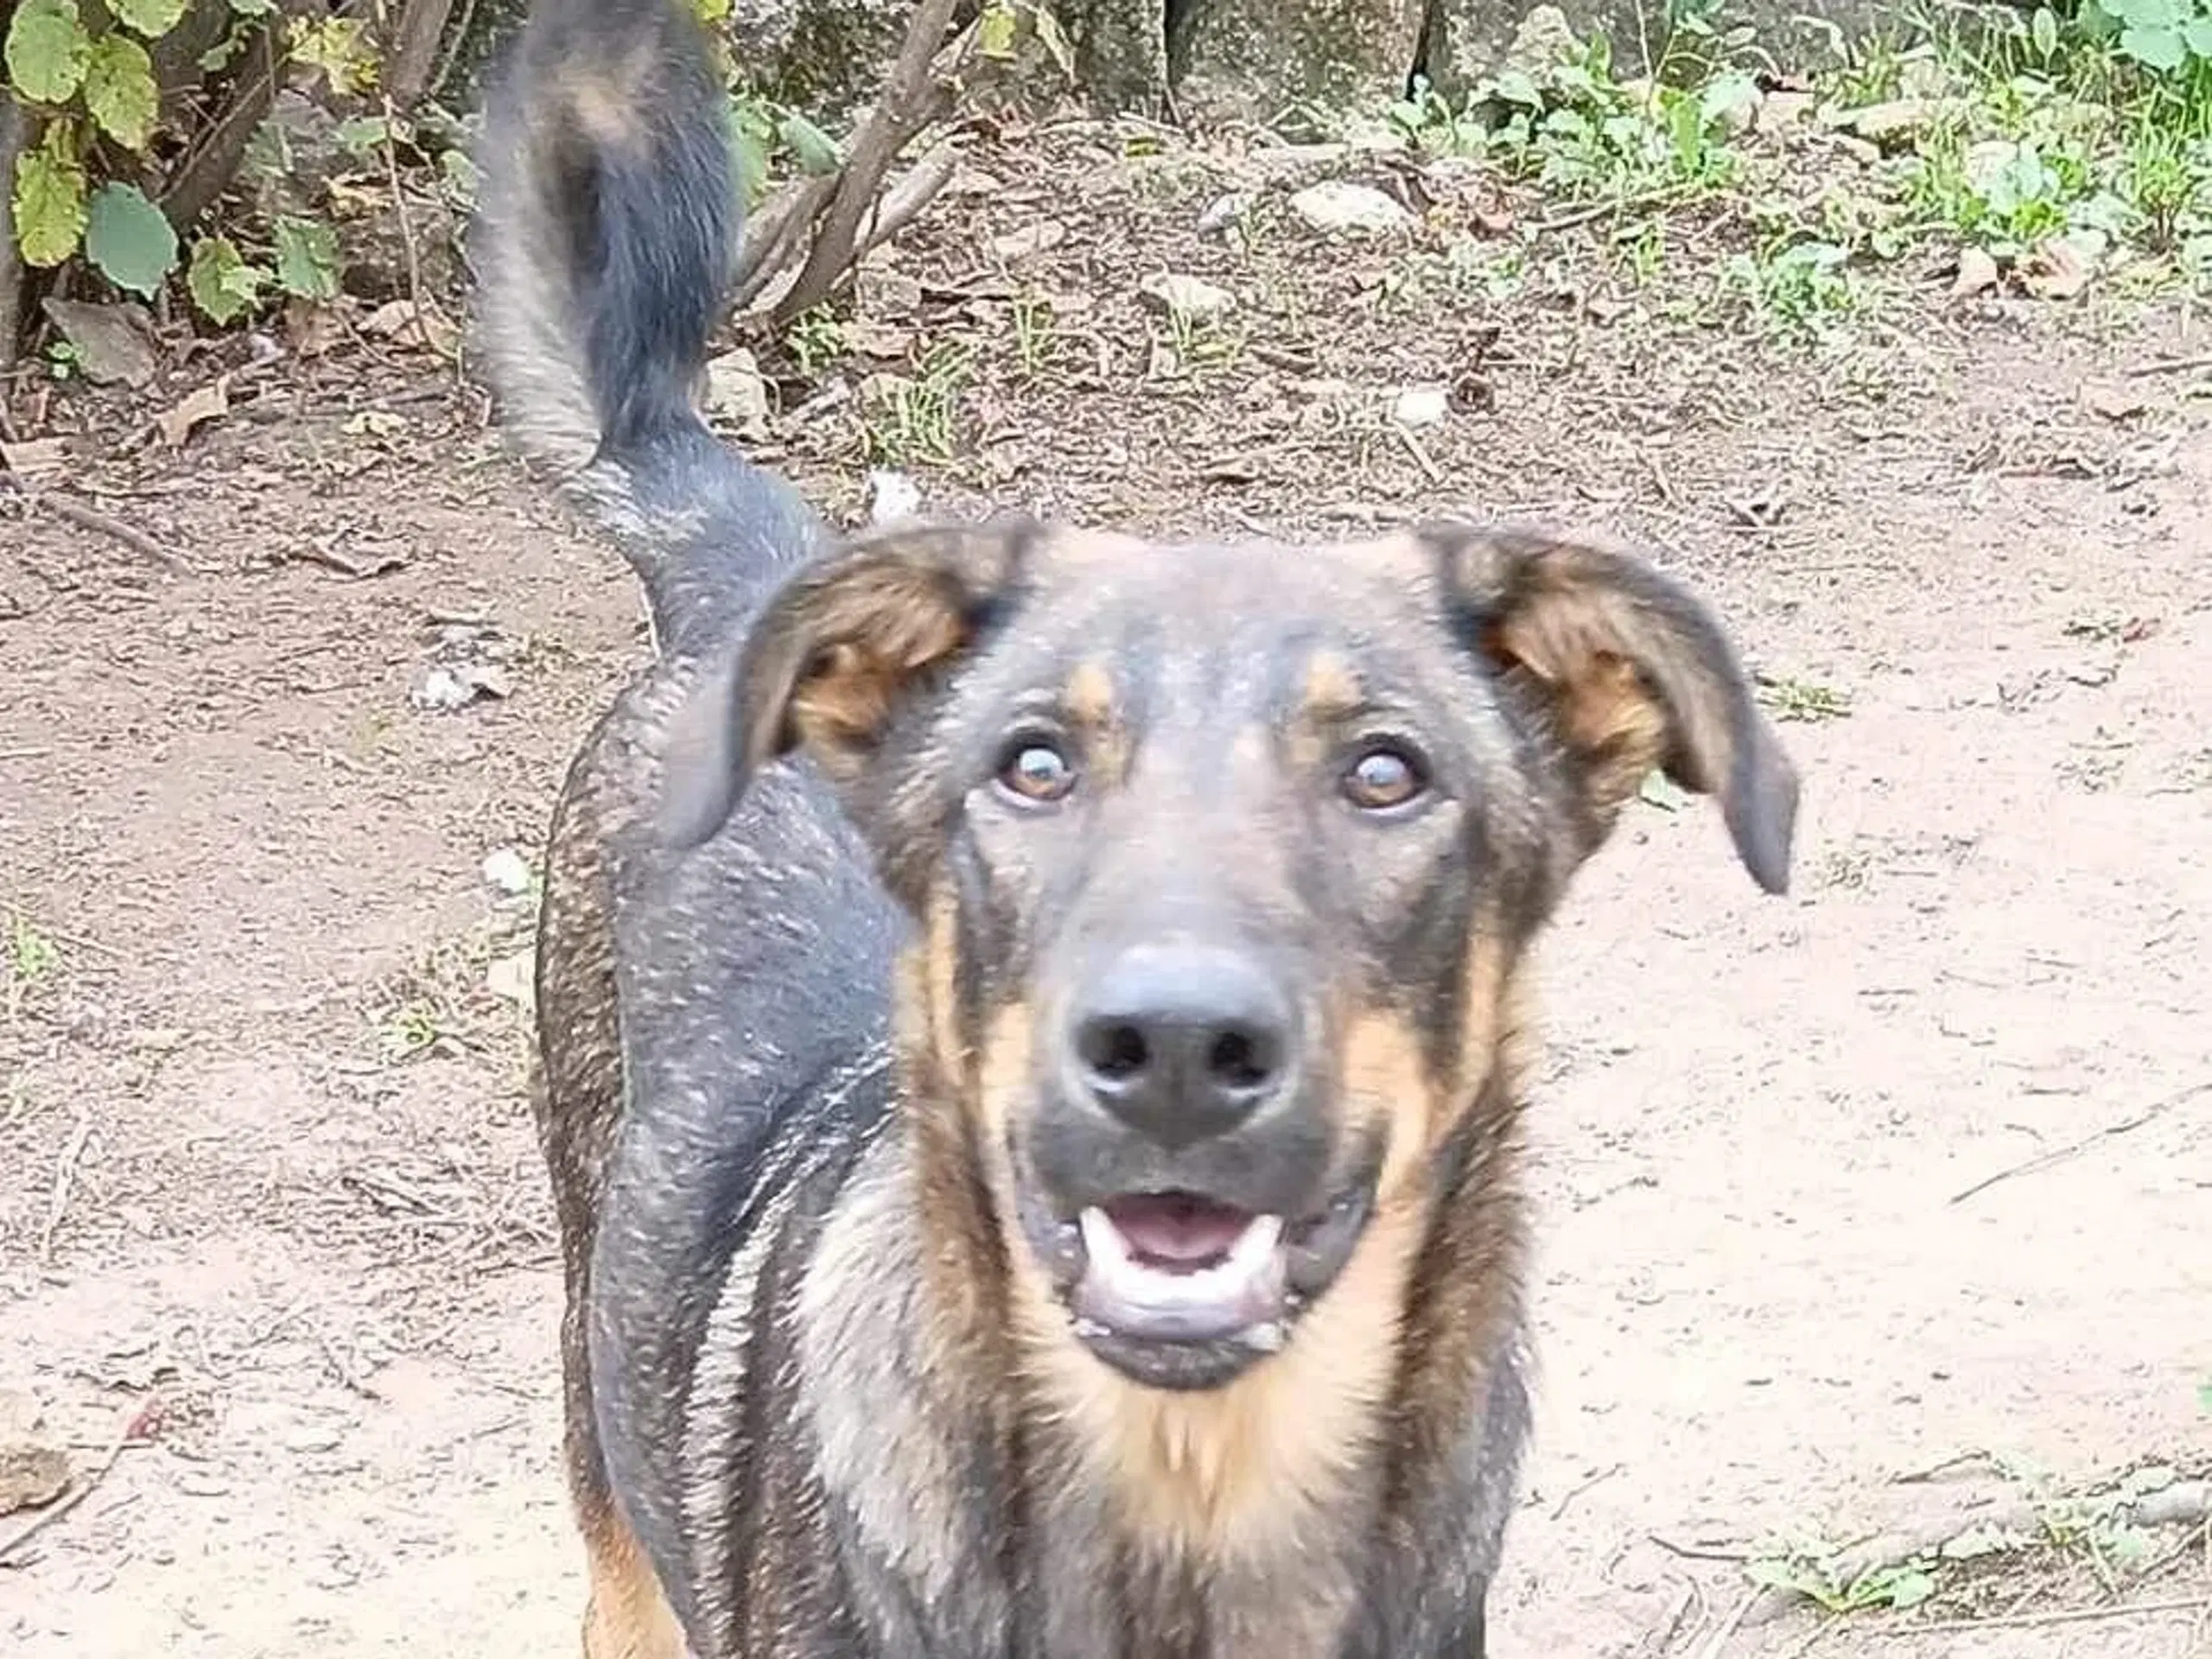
(1103, 1193, 1252, 1269)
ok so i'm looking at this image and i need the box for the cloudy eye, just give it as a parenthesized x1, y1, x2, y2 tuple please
(1342, 743, 1428, 812)
(996, 736, 1077, 804)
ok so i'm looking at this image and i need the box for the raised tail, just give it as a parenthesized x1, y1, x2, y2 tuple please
(468, 0, 820, 642)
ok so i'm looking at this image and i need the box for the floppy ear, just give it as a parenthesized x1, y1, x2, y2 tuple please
(656, 518, 1038, 849)
(1423, 521, 1800, 894)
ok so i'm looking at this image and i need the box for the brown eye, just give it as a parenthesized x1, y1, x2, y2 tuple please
(1343, 744, 1427, 811)
(996, 738, 1077, 804)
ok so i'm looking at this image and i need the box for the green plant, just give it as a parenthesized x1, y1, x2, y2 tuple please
(1390, 41, 1758, 202)
(4, 913, 60, 1022)
(1010, 289, 1059, 379)
(1748, 1545, 1940, 1614)
(863, 342, 969, 465)
(5, 0, 184, 290)
(1727, 241, 1864, 342)
(784, 306, 847, 377)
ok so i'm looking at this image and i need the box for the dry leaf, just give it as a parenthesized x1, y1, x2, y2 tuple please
(361, 298, 460, 357)
(156, 377, 231, 449)
(2082, 383, 2148, 422)
(989, 219, 1067, 262)
(0, 437, 68, 479)
(2021, 238, 2090, 301)
(1950, 247, 2000, 300)
(283, 300, 348, 359)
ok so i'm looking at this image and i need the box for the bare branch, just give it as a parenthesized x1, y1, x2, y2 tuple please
(760, 0, 964, 325)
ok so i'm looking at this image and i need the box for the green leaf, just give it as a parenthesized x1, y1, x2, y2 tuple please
(85, 181, 178, 297)
(1876, 1567, 1937, 1610)
(2104, 0, 2180, 25)
(778, 110, 842, 175)
(272, 214, 340, 301)
(2120, 22, 2189, 66)
(110, 0, 189, 37)
(83, 33, 161, 150)
(187, 234, 263, 324)
(5, 0, 92, 105)
(226, 0, 280, 14)
(2184, 16, 2212, 54)
(10, 130, 89, 266)
(2031, 6, 2061, 55)
(977, 0, 1018, 60)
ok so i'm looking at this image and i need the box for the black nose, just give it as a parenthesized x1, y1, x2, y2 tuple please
(1068, 944, 1298, 1149)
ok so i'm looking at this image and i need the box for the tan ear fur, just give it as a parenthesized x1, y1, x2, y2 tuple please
(654, 518, 1037, 850)
(1431, 522, 1800, 893)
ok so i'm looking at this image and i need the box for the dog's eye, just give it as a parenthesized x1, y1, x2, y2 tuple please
(1342, 743, 1427, 812)
(996, 738, 1077, 804)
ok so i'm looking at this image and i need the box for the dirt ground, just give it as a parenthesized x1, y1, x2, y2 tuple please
(2, 118, 2209, 1656)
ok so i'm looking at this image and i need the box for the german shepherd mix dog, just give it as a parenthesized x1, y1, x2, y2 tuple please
(473, 3, 1801, 1654)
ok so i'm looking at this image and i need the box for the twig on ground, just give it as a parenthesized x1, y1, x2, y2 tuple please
(1651, 1535, 1754, 1564)
(1395, 423, 1444, 485)
(2124, 355, 2212, 378)
(38, 1106, 92, 1263)
(1690, 1586, 1760, 1658)
(35, 493, 191, 575)
(1897, 1594, 2212, 1635)
(1948, 1080, 2209, 1205)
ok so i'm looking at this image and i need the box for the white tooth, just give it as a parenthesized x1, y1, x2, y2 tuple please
(1079, 1206, 1128, 1270)
(1226, 1213, 1284, 1276)
(1077, 1207, 1287, 1314)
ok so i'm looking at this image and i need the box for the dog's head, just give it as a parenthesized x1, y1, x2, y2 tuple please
(671, 519, 1797, 1391)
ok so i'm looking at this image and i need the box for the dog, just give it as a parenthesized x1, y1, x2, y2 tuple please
(470, 3, 1801, 1653)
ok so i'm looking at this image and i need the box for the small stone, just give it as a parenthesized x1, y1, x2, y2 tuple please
(41, 299, 157, 387)
(1288, 181, 1408, 236)
(485, 952, 535, 1010)
(1501, 5, 1581, 80)
(1392, 387, 1449, 428)
(1137, 272, 1235, 321)
(0, 1395, 69, 1517)
(867, 469, 923, 526)
(1195, 193, 1249, 237)
(1840, 99, 1942, 143)
(1757, 92, 1815, 134)
(2083, 382, 2148, 422)
(855, 264, 924, 320)
(703, 348, 772, 441)
(480, 848, 534, 897)
(1949, 247, 2000, 300)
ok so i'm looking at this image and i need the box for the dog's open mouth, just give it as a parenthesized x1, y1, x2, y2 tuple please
(1026, 1179, 1373, 1366)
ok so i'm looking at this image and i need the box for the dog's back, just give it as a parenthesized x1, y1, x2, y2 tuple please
(473, 3, 909, 1648)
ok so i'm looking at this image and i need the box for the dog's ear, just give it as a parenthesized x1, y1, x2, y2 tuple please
(1424, 521, 1800, 894)
(658, 518, 1038, 849)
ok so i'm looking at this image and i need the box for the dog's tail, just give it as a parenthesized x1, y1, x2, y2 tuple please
(469, 0, 819, 646)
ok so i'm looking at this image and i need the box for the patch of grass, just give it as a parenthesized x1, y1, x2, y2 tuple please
(785, 306, 848, 378)
(1756, 673, 1854, 721)
(1750, 1543, 1940, 1613)
(4, 913, 60, 1023)
(1726, 238, 1866, 342)
(360, 899, 537, 1083)
(1010, 289, 1062, 380)
(861, 342, 970, 467)
(1388, 35, 1758, 206)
